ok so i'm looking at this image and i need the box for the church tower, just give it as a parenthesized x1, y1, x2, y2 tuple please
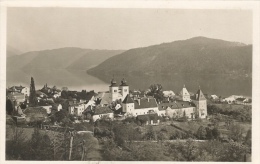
(109, 78, 119, 102)
(179, 85, 190, 102)
(192, 87, 207, 119)
(119, 78, 129, 101)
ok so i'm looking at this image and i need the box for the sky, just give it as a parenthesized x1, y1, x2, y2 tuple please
(7, 8, 252, 53)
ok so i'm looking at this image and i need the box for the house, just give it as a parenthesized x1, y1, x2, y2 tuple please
(7, 92, 25, 104)
(8, 86, 30, 96)
(235, 98, 250, 105)
(159, 101, 196, 119)
(223, 95, 244, 104)
(136, 113, 160, 125)
(95, 92, 111, 107)
(40, 105, 52, 114)
(179, 85, 191, 102)
(191, 88, 208, 119)
(163, 90, 175, 98)
(92, 106, 114, 122)
(159, 86, 207, 119)
(68, 103, 88, 117)
(210, 95, 219, 100)
(122, 94, 159, 117)
(52, 103, 62, 111)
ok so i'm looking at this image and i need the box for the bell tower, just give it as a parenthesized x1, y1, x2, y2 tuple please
(193, 87, 207, 119)
(109, 78, 118, 102)
(119, 78, 129, 101)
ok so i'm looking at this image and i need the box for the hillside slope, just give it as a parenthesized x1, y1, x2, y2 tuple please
(88, 37, 252, 77)
(7, 47, 124, 72)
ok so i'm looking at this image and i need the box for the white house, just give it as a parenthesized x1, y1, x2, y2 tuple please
(122, 95, 159, 117)
(68, 103, 88, 116)
(163, 90, 175, 97)
(179, 85, 191, 102)
(92, 106, 114, 122)
(224, 95, 244, 104)
(40, 105, 52, 114)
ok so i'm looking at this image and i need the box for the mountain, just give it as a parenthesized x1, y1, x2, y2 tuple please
(88, 37, 252, 78)
(6, 45, 23, 57)
(7, 47, 125, 72)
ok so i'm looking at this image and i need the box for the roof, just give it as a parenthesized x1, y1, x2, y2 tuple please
(94, 106, 113, 115)
(97, 92, 111, 105)
(192, 89, 206, 101)
(134, 98, 158, 109)
(179, 85, 190, 96)
(137, 113, 159, 121)
(122, 94, 134, 104)
(236, 98, 247, 101)
(158, 100, 195, 111)
(85, 90, 96, 101)
(120, 78, 128, 86)
(110, 78, 117, 87)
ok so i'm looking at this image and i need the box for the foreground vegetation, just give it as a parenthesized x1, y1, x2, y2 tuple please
(6, 102, 251, 161)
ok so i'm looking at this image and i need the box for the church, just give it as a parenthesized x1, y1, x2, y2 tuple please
(108, 78, 207, 119)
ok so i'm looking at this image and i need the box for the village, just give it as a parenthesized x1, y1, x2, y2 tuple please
(6, 77, 252, 127)
(6, 77, 252, 161)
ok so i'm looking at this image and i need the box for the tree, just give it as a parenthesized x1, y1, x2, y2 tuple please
(244, 129, 251, 147)
(212, 127, 220, 139)
(29, 77, 38, 107)
(6, 99, 15, 115)
(229, 123, 244, 142)
(147, 84, 164, 102)
(197, 126, 207, 140)
(144, 126, 157, 140)
(6, 126, 26, 160)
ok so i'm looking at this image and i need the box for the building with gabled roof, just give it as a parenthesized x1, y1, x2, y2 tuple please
(122, 94, 159, 116)
(179, 85, 191, 102)
(191, 88, 207, 119)
(92, 106, 114, 122)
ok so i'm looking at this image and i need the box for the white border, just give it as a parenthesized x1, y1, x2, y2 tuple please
(0, 1, 259, 164)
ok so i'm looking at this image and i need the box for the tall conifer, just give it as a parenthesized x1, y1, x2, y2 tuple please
(29, 77, 38, 106)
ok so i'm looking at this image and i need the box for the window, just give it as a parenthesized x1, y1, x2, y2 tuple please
(114, 90, 117, 92)
(124, 89, 127, 92)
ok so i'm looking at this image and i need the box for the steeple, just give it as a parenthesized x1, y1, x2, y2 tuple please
(194, 87, 206, 101)
(120, 78, 128, 86)
(110, 76, 117, 87)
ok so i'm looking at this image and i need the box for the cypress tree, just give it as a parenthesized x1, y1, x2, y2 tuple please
(29, 77, 38, 107)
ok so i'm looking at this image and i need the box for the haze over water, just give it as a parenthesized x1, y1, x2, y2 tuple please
(7, 68, 252, 97)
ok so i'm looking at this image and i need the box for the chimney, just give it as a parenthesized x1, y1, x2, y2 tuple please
(137, 98, 140, 105)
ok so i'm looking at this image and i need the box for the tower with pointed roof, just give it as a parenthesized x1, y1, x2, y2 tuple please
(179, 85, 190, 102)
(192, 87, 207, 119)
(122, 94, 134, 114)
(109, 78, 118, 102)
(119, 78, 129, 101)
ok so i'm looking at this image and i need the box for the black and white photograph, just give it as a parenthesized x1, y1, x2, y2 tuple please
(1, 1, 260, 163)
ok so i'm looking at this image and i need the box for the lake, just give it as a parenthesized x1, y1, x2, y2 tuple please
(6, 68, 252, 97)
